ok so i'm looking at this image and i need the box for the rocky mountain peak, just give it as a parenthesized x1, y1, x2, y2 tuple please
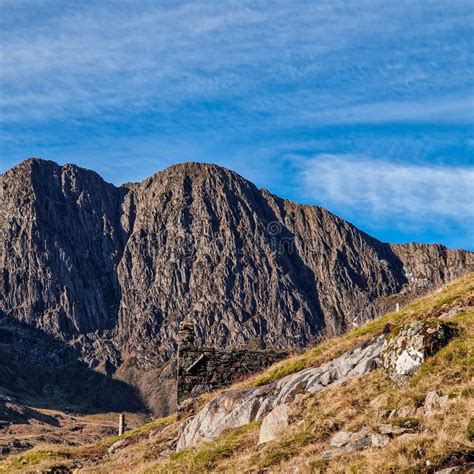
(0, 158, 472, 414)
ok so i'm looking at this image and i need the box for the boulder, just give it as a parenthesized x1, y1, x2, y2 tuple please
(330, 431, 352, 448)
(381, 320, 456, 385)
(258, 404, 290, 444)
(424, 391, 449, 416)
(371, 433, 390, 448)
(439, 306, 471, 320)
(176, 388, 266, 451)
(369, 393, 390, 411)
(350, 427, 369, 441)
(394, 405, 417, 418)
(107, 438, 129, 454)
(350, 435, 371, 451)
(322, 448, 343, 460)
(379, 424, 409, 435)
(323, 428, 371, 458)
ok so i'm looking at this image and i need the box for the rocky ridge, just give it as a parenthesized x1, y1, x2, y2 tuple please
(0, 158, 472, 415)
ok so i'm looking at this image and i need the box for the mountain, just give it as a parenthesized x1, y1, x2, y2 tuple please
(0, 158, 472, 415)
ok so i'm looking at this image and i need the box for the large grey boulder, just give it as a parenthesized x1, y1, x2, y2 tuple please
(176, 388, 267, 451)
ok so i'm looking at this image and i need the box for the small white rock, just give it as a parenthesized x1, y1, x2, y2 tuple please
(371, 433, 390, 448)
(425, 391, 449, 416)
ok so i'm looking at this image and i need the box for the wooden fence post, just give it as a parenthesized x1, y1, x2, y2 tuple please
(118, 413, 125, 436)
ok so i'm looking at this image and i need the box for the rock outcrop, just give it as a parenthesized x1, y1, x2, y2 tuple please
(177, 335, 386, 450)
(381, 320, 456, 385)
(176, 318, 457, 450)
(1, 158, 472, 414)
(258, 403, 290, 445)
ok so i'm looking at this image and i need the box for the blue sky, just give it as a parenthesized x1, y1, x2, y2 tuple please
(1, 0, 473, 249)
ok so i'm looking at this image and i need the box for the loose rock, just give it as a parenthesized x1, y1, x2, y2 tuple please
(379, 424, 409, 435)
(330, 431, 352, 448)
(424, 391, 449, 416)
(371, 433, 390, 448)
(258, 404, 290, 445)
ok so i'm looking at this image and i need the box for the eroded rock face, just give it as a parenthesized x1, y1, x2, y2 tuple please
(390, 243, 471, 291)
(1, 158, 472, 413)
(381, 320, 456, 385)
(0, 159, 127, 337)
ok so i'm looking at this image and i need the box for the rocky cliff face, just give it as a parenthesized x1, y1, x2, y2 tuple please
(0, 159, 127, 335)
(0, 158, 472, 413)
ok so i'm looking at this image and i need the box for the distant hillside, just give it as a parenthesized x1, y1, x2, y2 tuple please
(2, 273, 472, 473)
(0, 158, 472, 416)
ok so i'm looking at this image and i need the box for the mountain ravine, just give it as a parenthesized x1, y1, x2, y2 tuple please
(0, 158, 472, 415)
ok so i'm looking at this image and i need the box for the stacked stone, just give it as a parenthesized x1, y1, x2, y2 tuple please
(177, 347, 288, 404)
(178, 321, 195, 348)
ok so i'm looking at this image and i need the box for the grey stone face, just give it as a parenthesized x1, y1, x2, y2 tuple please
(258, 403, 290, 445)
(381, 320, 456, 385)
(330, 431, 352, 448)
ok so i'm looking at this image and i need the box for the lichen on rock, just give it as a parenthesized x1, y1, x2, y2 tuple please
(381, 319, 456, 385)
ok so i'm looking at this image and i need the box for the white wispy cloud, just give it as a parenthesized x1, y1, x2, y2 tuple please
(299, 154, 474, 233)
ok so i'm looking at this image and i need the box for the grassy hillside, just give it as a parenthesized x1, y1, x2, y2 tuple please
(1, 273, 473, 473)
